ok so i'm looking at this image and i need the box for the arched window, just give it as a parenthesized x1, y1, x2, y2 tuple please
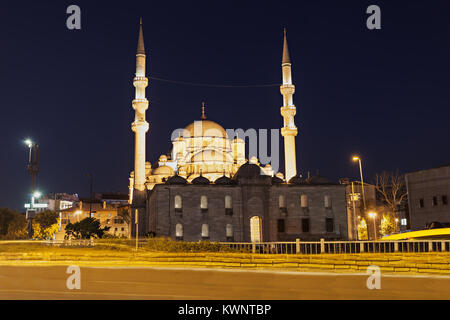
(225, 195, 232, 209)
(279, 195, 286, 208)
(174, 195, 182, 212)
(201, 224, 209, 239)
(175, 223, 183, 239)
(301, 195, 308, 208)
(226, 224, 234, 241)
(324, 195, 332, 208)
(201, 195, 208, 209)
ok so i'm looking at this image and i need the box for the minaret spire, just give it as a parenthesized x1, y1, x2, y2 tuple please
(201, 101, 207, 120)
(282, 28, 291, 64)
(280, 28, 298, 182)
(137, 18, 145, 55)
(131, 19, 149, 202)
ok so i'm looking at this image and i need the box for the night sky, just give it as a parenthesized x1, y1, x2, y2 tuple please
(1, 1, 449, 210)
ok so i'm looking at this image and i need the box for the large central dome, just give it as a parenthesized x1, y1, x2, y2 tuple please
(184, 119, 228, 138)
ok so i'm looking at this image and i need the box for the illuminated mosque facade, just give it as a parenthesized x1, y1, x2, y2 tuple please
(128, 22, 350, 242)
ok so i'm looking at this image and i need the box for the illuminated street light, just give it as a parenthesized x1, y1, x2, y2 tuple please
(369, 212, 377, 240)
(352, 155, 368, 239)
(33, 191, 42, 198)
(24, 139, 33, 148)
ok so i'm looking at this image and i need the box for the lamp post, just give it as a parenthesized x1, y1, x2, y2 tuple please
(369, 212, 377, 240)
(352, 156, 368, 239)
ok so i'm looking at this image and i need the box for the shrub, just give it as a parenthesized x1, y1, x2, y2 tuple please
(145, 237, 235, 253)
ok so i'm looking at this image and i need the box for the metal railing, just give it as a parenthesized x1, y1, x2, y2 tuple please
(220, 239, 450, 254)
(2, 239, 450, 254)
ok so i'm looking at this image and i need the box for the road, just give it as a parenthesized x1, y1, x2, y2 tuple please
(0, 266, 449, 299)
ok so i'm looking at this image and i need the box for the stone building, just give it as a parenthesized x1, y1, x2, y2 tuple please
(406, 165, 450, 230)
(128, 22, 350, 241)
(145, 163, 347, 242)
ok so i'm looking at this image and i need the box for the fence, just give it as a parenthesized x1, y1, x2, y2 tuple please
(220, 239, 450, 254)
(2, 239, 450, 255)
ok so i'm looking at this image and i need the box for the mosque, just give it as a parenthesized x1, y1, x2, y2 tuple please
(128, 21, 349, 242)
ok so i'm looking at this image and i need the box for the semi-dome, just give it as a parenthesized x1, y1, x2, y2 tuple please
(152, 165, 174, 176)
(234, 163, 263, 179)
(191, 175, 210, 185)
(214, 175, 235, 185)
(166, 175, 187, 185)
(190, 149, 229, 163)
(184, 120, 227, 138)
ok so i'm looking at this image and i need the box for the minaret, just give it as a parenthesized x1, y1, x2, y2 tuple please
(280, 28, 298, 182)
(131, 18, 149, 204)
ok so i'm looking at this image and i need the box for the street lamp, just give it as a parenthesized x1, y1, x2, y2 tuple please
(369, 212, 377, 240)
(352, 155, 368, 238)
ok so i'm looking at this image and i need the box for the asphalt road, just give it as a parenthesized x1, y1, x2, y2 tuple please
(0, 266, 449, 299)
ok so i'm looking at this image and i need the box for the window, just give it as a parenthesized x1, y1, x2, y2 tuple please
(401, 218, 407, 226)
(302, 218, 310, 233)
(443, 195, 448, 205)
(201, 195, 208, 212)
(279, 195, 287, 214)
(279, 195, 286, 208)
(301, 195, 308, 208)
(419, 198, 424, 208)
(121, 227, 124, 231)
(226, 224, 234, 241)
(201, 224, 209, 240)
(324, 195, 332, 208)
(277, 219, 285, 233)
(326, 218, 334, 233)
(174, 195, 182, 212)
(225, 195, 233, 215)
(175, 223, 183, 240)
(432, 196, 438, 206)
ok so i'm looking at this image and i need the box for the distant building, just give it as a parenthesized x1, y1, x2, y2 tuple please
(406, 165, 450, 230)
(56, 193, 130, 240)
(37, 193, 78, 212)
(340, 179, 377, 240)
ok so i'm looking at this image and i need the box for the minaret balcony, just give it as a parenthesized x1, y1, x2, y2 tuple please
(131, 121, 149, 133)
(132, 99, 149, 112)
(280, 85, 295, 96)
(281, 106, 296, 117)
(281, 127, 298, 137)
(133, 77, 148, 87)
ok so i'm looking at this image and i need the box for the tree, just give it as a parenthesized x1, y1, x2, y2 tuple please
(358, 218, 368, 240)
(380, 214, 396, 236)
(33, 210, 60, 240)
(6, 214, 28, 239)
(65, 217, 109, 239)
(375, 170, 408, 215)
(0, 208, 27, 240)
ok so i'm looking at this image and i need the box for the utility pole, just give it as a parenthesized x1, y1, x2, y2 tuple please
(87, 173, 93, 217)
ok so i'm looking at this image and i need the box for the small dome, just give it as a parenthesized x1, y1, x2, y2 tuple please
(275, 172, 284, 180)
(234, 163, 263, 179)
(152, 165, 174, 176)
(166, 175, 187, 185)
(184, 120, 227, 138)
(272, 176, 284, 184)
(288, 175, 305, 184)
(214, 175, 235, 185)
(309, 175, 334, 185)
(192, 175, 210, 185)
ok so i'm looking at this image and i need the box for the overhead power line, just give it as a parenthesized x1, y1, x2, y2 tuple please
(148, 76, 280, 88)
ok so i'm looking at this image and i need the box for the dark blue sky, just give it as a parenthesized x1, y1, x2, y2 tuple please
(1, 1, 449, 210)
